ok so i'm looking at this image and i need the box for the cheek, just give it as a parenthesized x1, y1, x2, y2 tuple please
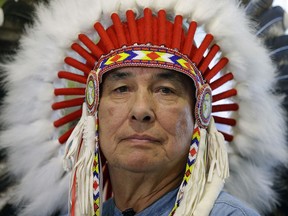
(98, 101, 127, 131)
(176, 107, 194, 137)
(159, 106, 194, 152)
(160, 106, 194, 136)
(98, 101, 128, 152)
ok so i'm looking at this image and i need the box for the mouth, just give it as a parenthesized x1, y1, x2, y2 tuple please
(121, 134, 161, 144)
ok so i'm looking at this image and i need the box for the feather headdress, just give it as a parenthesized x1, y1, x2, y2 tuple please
(0, 0, 287, 215)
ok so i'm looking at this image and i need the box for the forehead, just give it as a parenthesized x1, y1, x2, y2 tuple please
(101, 67, 194, 84)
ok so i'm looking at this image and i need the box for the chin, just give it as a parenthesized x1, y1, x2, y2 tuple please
(116, 156, 162, 173)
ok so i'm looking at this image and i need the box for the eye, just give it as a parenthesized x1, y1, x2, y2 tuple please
(114, 86, 129, 93)
(157, 87, 175, 95)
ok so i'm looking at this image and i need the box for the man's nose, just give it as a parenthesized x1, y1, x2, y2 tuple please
(129, 90, 155, 123)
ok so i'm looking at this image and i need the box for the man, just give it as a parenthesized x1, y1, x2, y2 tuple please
(1, 0, 286, 216)
(97, 67, 260, 215)
(100, 67, 196, 214)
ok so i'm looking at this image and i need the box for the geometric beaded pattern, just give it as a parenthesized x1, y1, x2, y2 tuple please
(93, 149, 100, 216)
(95, 45, 205, 87)
(93, 121, 101, 216)
(169, 126, 200, 216)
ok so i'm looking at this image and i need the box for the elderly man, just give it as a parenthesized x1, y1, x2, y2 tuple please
(1, 0, 286, 216)
(97, 66, 260, 216)
(100, 67, 196, 213)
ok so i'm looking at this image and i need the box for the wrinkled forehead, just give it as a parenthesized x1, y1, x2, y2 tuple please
(101, 66, 196, 86)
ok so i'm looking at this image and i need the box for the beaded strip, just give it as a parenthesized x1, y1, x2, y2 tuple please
(169, 126, 200, 216)
(93, 118, 101, 216)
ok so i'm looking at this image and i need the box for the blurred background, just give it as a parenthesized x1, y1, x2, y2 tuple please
(0, 0, 287, 215)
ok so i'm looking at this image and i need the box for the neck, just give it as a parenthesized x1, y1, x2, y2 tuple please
(108, 166, 184, 213)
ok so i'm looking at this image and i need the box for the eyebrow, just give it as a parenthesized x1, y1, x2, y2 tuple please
(104, 70, 134, 82)
(105, 69, 186, 81)
(153, 70, 185, 84)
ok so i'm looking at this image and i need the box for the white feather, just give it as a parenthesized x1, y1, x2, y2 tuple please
(20, 173, 70, 216)
(100, 0, 121, 22)
(174, 0, 198, 18)
(135, 0, 155, 9)
(118, 0, 139, 17)
(16, 157, 65, 202)
(226, 155, 278, 213)
(149, 0, 179, 12)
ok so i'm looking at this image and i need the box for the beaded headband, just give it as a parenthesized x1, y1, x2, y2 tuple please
(86, 45, 212, 128)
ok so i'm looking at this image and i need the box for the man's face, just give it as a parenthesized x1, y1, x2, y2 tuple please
(98, 67, 195, 173)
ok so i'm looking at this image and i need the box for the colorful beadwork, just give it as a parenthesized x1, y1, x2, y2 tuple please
(195, 84, 212, 128)
(93, 146, 100, 216)
(169, 126, 200, 215)
(86, 72, 99, 115)
(95, 45, 204, 87)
